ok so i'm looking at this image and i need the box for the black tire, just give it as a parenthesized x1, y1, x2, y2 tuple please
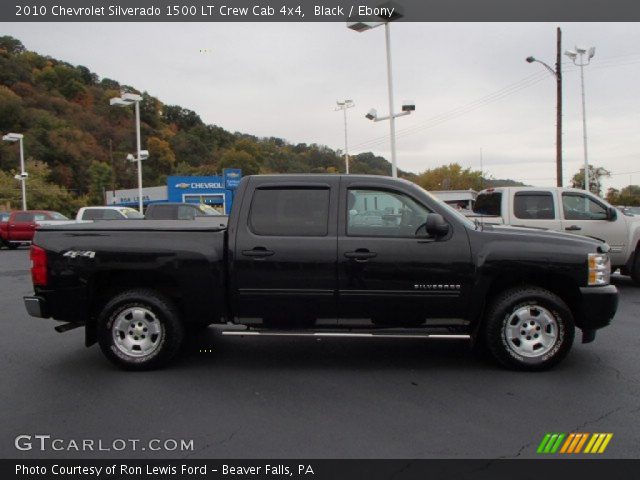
(484, 286, 575, 371)
(97, 289, 185, 370)
(631, 249, 640, 285)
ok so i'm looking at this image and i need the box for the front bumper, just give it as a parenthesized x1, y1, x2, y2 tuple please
(578, 284, 618, 332)
(24, 296, 48, 318)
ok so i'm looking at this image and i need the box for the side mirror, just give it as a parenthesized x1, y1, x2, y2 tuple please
(607, 207, 617, 221)
(425, 213, 450, 237)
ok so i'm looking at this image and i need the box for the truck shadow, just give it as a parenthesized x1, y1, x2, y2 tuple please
(178, 332, 498, 372)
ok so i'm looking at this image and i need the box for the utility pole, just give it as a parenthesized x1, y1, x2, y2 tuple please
(555, 28, 563, 187)
(526, 27, 564, 187)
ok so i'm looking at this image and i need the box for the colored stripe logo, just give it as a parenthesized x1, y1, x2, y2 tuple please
(537, 433, 613, 454)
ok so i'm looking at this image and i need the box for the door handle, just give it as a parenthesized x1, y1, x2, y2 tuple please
(565, 225, 582, 231)
(242, 247, 275, 258)
(344, 249, 377, 262)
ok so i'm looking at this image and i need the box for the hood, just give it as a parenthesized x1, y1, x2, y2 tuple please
(481, 223, 610, 253)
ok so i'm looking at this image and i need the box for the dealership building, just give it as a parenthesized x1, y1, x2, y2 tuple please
(104, 169, 242, 215)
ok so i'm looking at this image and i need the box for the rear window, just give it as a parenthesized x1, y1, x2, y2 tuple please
(249, 188, 330, 236)
(82, 209, 104, 220)
(473, 192, 502, 216)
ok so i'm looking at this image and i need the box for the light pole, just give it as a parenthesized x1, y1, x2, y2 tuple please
(110, 92, 145, 212)
(348, 8, 405, 178)
(526, 27, 563, 187)
(335, 100, 355, 174)
(565, 45, 595, 192)
(2, 132, 27, 210)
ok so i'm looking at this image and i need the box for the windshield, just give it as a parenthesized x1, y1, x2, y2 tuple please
(416, 185, 477, 229)
(122, 209, 144, 219)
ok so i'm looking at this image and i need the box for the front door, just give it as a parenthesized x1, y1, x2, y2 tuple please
(337, 181, 473, 327)
(231, 177, 339, 328)
(560, 191, 628, 266)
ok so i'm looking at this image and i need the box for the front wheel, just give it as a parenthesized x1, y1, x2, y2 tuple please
(97, 289, 185, 370)
(484, 287, 575, 371)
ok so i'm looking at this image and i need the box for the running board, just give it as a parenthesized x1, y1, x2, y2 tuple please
(221, 331, 470, 340)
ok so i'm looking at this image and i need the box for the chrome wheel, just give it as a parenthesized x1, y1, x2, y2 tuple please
(112, 307, 164, 358)
(504, 305, 558, 358)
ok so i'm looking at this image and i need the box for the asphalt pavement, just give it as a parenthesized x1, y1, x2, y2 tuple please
(1, 248, 638, 459)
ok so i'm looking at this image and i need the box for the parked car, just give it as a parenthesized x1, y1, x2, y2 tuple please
(470, 187, 640, 284)
(144, 202, 222, 220)
(0, 210, 68, 249)
(24, 175, 617, 371)
(76, 206, 144, 221)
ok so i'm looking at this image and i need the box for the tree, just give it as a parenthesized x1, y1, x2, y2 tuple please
(415, 163, 484, 191)
(87, 161, 112, 205)
(218, 149, 260, 176)
(570, 165, 611, 196)
(606, 185, 640, 206)
(0, 36, 25, 55)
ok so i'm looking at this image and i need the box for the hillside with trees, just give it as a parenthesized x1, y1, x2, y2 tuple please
(0, 36, 520, 214)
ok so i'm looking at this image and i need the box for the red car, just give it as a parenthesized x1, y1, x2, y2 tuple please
(0, 210, 69, 249)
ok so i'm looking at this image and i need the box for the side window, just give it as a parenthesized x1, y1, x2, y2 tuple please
(347, 189, 431, 237)
(103, 209, 123, 220)
(14, 213, 34, 222)
(34, 214, 47, 221)
(513, 192, 555, 220)
(562, 193, 608, 220)
(83, 209, 103, 220)
(178, 205, 196, 220)
(249, 188, 330, 236)
(149, 205, 175, 220)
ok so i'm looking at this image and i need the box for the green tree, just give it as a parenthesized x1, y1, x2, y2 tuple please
(218, 149, 260, 176)
(415, 163, 484, 191)
(570, 165, 611, 196)
(87, 161, 112, 205)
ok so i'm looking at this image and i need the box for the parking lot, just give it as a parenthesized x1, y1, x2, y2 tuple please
(1, 247, 638, 459)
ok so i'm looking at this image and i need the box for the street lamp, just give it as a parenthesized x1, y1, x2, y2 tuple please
(348, 4, 406, 178)
(110, 92, 145, 212)
(565, 45, 596, 192)
(2, 132, 27, 210)
(526, 27, 563, 187)
(335, 99, 355, 174)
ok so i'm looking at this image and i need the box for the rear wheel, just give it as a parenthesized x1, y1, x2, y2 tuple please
(484, 287, 575, 371)
(631, 249, 640, 285)
(97, 290, 184, 370)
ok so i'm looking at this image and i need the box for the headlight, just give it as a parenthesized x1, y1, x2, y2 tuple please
(588, 253, 611, 286)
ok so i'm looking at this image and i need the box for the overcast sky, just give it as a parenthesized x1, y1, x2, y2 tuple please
(2, 22, 640, 190)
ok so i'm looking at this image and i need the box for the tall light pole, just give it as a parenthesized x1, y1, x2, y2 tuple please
(348, 7, 405, 178)
(526, 27, 563, 187)
(335, 100, 355, 174)
(110, 92, 145, 212)
(565, 45, 595, 192)
(2, 132, 27, 210)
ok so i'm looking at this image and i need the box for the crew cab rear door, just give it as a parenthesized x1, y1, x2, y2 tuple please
(230, 177, 339, 328)
(508, 190, 562, 230)
(337, 179, 473, 327)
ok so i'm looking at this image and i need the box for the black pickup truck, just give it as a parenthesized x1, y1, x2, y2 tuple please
(24, 175, 618, 371)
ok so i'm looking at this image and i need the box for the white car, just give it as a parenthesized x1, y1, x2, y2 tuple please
(76, 206, 144, 221)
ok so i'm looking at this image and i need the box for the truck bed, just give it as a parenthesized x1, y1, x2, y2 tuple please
(35, 217, 229, 232)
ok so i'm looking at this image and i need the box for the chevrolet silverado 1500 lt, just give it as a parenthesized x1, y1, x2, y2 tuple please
(23, 175, 618, 371)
